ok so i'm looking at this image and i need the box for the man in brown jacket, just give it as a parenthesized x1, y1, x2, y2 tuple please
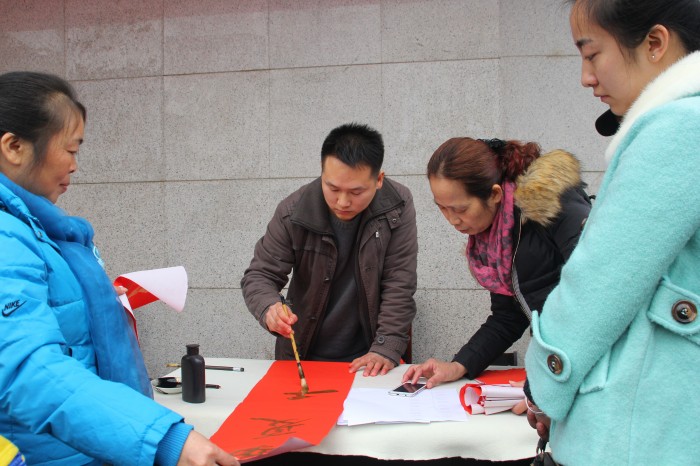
(241, 123, 417, 376)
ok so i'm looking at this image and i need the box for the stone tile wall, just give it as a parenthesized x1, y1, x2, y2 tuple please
(0, 0, 608, 376)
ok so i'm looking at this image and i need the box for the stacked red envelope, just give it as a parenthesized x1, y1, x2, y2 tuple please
(459, 368, 526, 415)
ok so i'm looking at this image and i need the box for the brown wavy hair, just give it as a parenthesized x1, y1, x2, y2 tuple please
(427, 137, 541, 202)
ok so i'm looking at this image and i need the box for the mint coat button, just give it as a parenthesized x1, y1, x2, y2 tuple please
(672, 300, 697, 323)
(547, 354, 563, 375)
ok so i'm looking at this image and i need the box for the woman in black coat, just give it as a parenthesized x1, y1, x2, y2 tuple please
(404, 138, 591, 387)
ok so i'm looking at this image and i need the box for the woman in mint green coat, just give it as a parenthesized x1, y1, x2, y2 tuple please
(524, 1, 700, 465)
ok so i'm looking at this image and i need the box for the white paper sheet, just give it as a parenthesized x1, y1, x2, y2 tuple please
(113, 266, 188, 338)
(115, 266, 188, 314)
(338, 387, 468, 426)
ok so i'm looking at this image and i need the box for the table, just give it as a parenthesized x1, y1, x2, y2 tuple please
(154, 358, 539, 464)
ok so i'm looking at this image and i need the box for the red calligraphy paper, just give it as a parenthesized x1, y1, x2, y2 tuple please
(210, 361, 354, 462)
(459, 383, 525, 415)
(459, 368, 526, 415)
(113, 266, 188, 339)
(474, 367, 526, 385)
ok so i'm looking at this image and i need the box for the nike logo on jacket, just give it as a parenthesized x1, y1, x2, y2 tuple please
(2, 300, 26, 317)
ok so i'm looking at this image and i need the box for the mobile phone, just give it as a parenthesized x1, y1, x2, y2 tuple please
(388, 382, 427, 397)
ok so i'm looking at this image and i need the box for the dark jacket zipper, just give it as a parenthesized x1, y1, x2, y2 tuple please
(510, 210, 533, 323)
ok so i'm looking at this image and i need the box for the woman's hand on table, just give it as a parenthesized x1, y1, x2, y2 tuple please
(402, 359, 466, 389)
(177, 431, 239, 466)
(508, 380, 527, 415)
(349, 352, 396, 376)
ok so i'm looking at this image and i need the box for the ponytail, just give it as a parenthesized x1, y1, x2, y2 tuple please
(499, 140, 541, 182)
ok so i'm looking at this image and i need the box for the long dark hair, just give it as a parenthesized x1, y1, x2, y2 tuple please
(427, 137, 540, 202)
(0, 71, 85, 165)
(569, 0, 700, 54)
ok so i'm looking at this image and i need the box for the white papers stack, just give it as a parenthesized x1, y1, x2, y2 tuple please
(460, 384, 524, 415)
(338, 387, 468, 426)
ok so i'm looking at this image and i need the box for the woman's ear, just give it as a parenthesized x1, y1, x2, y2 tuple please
(490, 184, 503, 204)
(0, 132, 32, 167)
(646, 24, 671, 62)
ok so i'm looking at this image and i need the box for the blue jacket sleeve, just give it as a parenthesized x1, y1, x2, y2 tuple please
(155, 423, 194, 466)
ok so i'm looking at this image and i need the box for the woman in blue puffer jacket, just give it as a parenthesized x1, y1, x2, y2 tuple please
(0, 71, 238, 466)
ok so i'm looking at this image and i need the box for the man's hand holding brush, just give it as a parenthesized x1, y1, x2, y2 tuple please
(264, 301, 298, 337)
(278, 296, 309, 396)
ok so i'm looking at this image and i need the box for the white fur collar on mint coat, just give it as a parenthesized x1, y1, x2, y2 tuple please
(606, 50, 700, 161)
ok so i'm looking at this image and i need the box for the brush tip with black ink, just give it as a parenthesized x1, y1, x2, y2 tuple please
(297, 362, 309, 394)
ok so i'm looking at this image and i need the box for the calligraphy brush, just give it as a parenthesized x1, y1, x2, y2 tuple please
(280, 295, 309, 396)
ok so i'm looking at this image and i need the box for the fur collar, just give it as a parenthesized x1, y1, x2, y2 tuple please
(514, 150, 582, 227)
(606, 51, 700, 161)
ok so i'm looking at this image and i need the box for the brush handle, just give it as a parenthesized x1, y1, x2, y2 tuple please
(289, 332, 302, 364)
(165, 363, 244, 372)
(280, 295, 309, 392)
(280, 296, 303, 365)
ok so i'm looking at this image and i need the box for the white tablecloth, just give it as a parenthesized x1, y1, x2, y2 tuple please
(153, 358, 539, 461)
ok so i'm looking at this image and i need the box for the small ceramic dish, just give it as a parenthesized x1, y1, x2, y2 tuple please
(151, 377, 182, 394)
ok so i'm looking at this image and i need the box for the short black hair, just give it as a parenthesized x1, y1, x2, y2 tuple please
(569, 0, 700, 54)
(321, 123, 384, 176)
(0, 71, 85, 165)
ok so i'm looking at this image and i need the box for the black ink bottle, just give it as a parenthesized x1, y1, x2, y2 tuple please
(181, 343, 205, 403)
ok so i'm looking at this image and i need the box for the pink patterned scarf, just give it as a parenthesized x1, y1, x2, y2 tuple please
(466, 182, 516, 296)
